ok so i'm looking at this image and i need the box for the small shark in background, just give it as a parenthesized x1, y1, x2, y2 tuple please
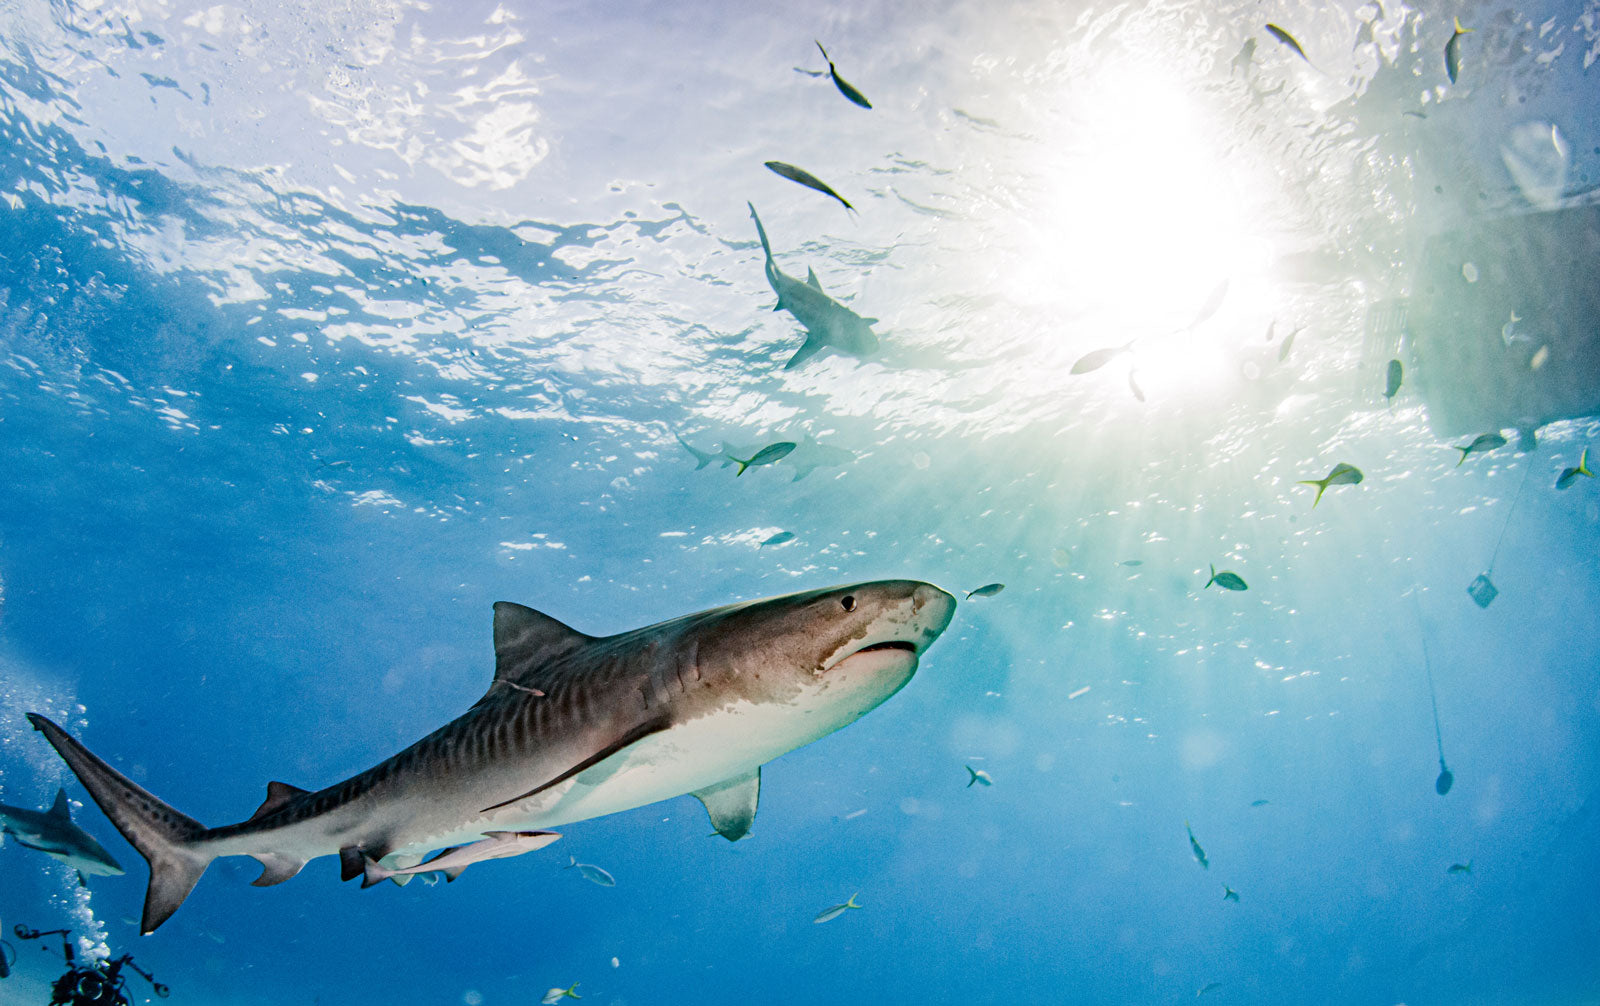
(0, 788, 124, 883)
(29, 579, 955, 933)
(748, 202, 879, 369)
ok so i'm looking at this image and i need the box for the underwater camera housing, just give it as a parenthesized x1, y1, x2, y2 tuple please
(12, 924, 168, 1006)
(1365, 201, 1600, 440)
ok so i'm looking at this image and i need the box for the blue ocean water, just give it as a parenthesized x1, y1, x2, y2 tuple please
(2, 0, 1599, 1003)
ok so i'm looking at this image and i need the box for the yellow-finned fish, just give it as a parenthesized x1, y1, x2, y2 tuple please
(1296, 462, 1364, 508)
(1446, 17, 1472, 84)
(1556, 448, 1593, 490)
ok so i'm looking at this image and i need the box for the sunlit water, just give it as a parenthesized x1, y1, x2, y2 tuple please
(2, 0, 1598, 1003)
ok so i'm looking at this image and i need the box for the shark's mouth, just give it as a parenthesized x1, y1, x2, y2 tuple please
(854, 640, 917, 655)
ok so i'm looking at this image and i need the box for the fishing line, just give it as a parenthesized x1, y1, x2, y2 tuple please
(1485, 458, 1534, 575)
(1410, 588, 1453, 795)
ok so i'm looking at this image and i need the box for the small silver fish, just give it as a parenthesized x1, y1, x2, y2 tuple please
(1265, 23, 1311, 64)
(565, 856, 616, 887)
(1446, 17, 1472, 84)
(1223, 885, 1240, 902)
(966, 765, 993, 787)
(1447, 861, 1472, 875)
(1277, 327, 1299, 362)
(813, 892, 862, 923)
(730, 441, 797, 475)
(1250, 799, 1270, 807)
(1128, 368, 1147, 403)
(764, 161, 854, 213)
(965, 583, 1005, 599)
(1185, 820, 1209, 869)
(1070, 342, 1133, 375)
(542, 983, 581, 1004)
(1454, 432, 1506, 466)
(760, 531, 797, 547)
(1204, 565, 1247, 591)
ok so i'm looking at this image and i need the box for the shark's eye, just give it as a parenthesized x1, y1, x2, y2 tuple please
(841, 595, 856, 612)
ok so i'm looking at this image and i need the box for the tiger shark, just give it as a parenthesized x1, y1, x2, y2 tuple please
(749, 202, 879, 369)
(29, 579, 955, 934)
(0, 788, 125, 882)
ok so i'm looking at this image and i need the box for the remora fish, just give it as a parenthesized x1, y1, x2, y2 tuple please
(360, 831, 560, 887)
(28, 579, 956, 933)
(0, 788, 124, 881)
(750, 202, 879, 370)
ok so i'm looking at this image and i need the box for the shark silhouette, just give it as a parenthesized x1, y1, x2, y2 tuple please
(749, 202, 879, 369)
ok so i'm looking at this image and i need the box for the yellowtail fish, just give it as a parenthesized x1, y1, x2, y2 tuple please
(1070, 341, 1134, 375)
(1223, 885, 1240, 902)
(813, 892, 862, 923)
(542, 983, 581, 1004)
(1385, 359, 1403, 401)
(1447, 861, 1472, 875)
(1265, 23, 1311, 64)
(813, 41, 871, 109)
(965, 582, 1005, 599)
(565, 856, 616, 887)
(1556, 448, 1592, 490)
(1204, 564, 1247, 591)
(764, 161, 854, 213)
(730, 441, 796, 475)
(1454, 432, 1506, 466)
(1446, 17, 1472, 84)
(966, 765, 993, 787)
(1185, 820, 1209, 869)
(1297, 462, 1364, 508)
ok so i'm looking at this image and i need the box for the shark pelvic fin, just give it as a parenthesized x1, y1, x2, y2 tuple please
(26, 714, 212, 935)
(250, 853, 307, 887)
(492, 602, 594, 686)
(246, 781, 309, 824)
(480, 718, 669, 813)
(50, 787, 71, 819)
(693, 767, 760, 841)
(785, 334, 828, 370)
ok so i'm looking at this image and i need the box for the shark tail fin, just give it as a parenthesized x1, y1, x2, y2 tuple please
(26, 713, 212, 935)
(748, 202, 774, 262)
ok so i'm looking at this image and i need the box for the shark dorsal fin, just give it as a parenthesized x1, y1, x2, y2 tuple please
(50, 788, 71, 819)
(492, 602, 593, 683)
(806, 266, 823, 291)
(247, 781, 309, 823)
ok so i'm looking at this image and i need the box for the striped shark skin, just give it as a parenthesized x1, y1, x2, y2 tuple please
(29, 579, 956, 934)
(749, 202, 880, 370)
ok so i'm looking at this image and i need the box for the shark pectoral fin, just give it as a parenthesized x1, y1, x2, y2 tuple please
(481, 718, 670, 814)
(250, 853, 307, 888)
(50, 788, 71, 819)
(693, 767, 761, 842)
(806, 266, 823, 291)
(246, 781, 309, 824)
(785, 334, 828, 370)
(491, 602, 595, 690)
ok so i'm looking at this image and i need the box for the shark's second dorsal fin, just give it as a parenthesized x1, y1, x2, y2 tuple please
(492, 602, 593, 683)
(805, 266, 823, 291)
(246, 781, 309, 824)
(50, 788, 71, 819)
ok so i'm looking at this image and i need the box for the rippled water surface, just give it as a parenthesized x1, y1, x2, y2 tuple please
(2, 0, 1599, 1003)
